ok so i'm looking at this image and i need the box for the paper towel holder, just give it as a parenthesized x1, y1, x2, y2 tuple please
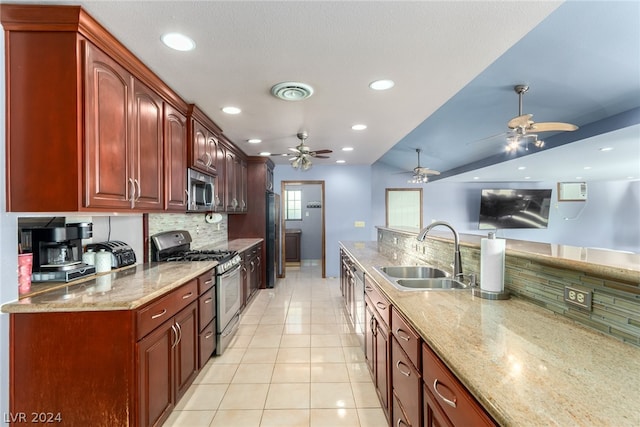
(472, 287, 510, 300)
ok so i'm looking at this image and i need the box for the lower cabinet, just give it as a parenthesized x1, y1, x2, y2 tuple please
(241, 243, 262, 308)
(364, 275, 391, 419)
(9, 270, 212, 427)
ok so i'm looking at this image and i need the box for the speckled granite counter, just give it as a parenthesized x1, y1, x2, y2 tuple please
(341, 240, 640, 427)
(1, 262, 217, 314)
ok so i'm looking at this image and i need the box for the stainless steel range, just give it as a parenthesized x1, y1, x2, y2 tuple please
(151, 230, 242, 355)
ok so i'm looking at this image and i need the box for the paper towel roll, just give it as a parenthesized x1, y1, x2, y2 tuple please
(480, 237, 505, 293)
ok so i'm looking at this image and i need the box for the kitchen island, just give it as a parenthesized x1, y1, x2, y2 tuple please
(340, 239, 640, 426)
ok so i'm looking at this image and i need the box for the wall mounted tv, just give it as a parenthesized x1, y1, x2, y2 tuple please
(479, 189, 552, 229)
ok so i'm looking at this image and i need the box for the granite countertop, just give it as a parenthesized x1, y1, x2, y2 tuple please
(341, 240, 640, 427)
(2, 238, 263, 314)
(1, 261, 217, 314)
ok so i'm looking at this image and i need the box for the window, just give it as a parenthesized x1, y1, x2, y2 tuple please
(285, 190, 302, 220)
(386, 188, 423, 229)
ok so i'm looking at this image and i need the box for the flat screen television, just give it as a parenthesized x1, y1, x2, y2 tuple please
(478, 188, 552, 229)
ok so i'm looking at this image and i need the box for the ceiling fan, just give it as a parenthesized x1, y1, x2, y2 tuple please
(397, 148, 440, 183)
(270, 132, 332, 170)
(504, 84, 579, 152)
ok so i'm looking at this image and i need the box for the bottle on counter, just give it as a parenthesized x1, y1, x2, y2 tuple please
(95, 249, 111, 273)
(82, 248, 96, 266)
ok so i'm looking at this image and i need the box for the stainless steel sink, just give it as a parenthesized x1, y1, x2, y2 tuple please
(375, 265, 471, 292)
(379, 265, 449, 279)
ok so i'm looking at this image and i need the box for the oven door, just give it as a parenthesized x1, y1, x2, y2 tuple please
(216, 264, 242, 333)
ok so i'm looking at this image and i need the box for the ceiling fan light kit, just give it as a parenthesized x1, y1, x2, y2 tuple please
(403, 148, 440, 184)
(503, 84, 577, 152)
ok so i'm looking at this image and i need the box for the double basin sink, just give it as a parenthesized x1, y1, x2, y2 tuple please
(375, 265, 470, 291)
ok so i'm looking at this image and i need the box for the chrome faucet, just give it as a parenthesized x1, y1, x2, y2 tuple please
(416, 221, 462, 278)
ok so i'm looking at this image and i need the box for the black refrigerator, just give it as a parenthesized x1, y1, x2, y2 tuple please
(265, 191, 279, 288)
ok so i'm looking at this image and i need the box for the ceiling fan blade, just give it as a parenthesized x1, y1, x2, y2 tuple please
(311, 149, 332, 155)
(313, 155, 330, 159)
(288, 147, 300, 153)
(526, 121, 578, 132)
(415, 167, 440, 175)
(507, 114, 534, 129)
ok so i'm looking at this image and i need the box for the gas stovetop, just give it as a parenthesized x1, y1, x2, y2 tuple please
(150, 230, 241, 274)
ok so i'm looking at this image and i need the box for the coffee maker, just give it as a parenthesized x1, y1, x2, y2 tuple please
(29, 223, 96, 282)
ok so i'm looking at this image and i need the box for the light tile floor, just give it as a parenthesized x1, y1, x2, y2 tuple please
(163, 263, 388, 427)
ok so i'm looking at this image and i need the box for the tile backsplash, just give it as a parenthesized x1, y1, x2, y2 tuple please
(377, 227, 640, 348)
(148, 213, 228, 250)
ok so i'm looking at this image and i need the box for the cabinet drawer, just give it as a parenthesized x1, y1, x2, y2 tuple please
(198, 287, 215, 332)
(392, 337, 421, 427)
(364, 277, 390, 326)
(391, 307, 421, 368)
(198, 319, 216, 369)
(422, 343, 495, 427)
(137, 279, 198, 340)
(393, 394, 415, 427)
(197, 269, 215, 295)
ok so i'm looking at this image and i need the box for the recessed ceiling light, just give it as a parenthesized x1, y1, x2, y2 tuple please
(584, 166, 592, 170)
(247, 139, 262, 144)
(351, 124, 367, 131)
(336, 160, 346, 164)
(473, 177, 480, 180)
(161, 32, 195, 51)
(628, 176, 635, 179)
(600, 147, 614, 152)
(259, 152, 271, 156)
(524, 176, 531, 180)
(342, 147, 354, 151)
(518, 166, 526, 170)
(222, 106, 241, 115)
(369, 79, 395, 90)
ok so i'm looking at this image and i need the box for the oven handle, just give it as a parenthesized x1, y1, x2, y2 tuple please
(219, 262, 242, 279)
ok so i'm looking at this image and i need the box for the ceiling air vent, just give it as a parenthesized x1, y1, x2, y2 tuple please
(270, 82, 314, 101)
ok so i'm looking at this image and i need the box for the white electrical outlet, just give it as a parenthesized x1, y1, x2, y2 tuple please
(564, 286, 592, 310)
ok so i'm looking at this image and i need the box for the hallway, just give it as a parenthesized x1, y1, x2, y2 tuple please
(163, 264, 387, 427)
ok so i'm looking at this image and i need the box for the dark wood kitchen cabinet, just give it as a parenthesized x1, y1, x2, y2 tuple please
(422, 342, 496, 427)
(9, 274, 206, 427)
(85, 43, 164, 211)
(1, 4, 188, 213)
(197, 269, 216, 368)
(285, 229, 302, 263)
(364, 275, 391, 420)
(187, 104, 223, 179)
(240, 243, 262, 308)
(164, 104, 189, 211)
(391, 309, 422, 427)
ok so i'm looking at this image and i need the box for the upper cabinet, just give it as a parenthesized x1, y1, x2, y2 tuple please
(85, 44, 164, 211)
(1, 5, 188, 213)
(186, 105, 247, 214)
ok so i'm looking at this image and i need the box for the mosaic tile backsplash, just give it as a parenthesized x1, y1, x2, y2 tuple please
(377, 228, 640, 347)
(148, 213, 228, 250)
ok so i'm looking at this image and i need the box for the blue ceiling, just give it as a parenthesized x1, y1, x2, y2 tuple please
(376, 1, 640, 179)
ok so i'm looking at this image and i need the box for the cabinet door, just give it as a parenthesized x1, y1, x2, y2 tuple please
(191, 119, 210, 173)
(165, 104, 188, 210)
(364, 301, 375, 375)
(237, 158, 248, 211)
(225, 150, 237, 211)
(137, 319, 175, 427)
(376, 316, 390, 413)
(131, 78, 164, 210)
(84, 43, 132, 209)
(214, 142, 226, 210)
(206, 135, 219, 176)
(174, 302, 199, 402)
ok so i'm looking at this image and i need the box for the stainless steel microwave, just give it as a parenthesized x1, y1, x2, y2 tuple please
(187, 168, 215, 211)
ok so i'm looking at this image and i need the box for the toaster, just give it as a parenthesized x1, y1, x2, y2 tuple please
(86, 240, 136, 268)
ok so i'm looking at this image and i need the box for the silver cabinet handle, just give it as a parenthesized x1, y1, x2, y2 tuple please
(250, 261, 255, 272)
(182, 291, 194, 300)
(170, 324, 178, 348)
(376, 301, 387, 311)
(128, 178, 136, 208)
(175, 321, 182, 346)
(204, 298, 213, 304)
(151, 308, 167, 319)
(396, 418, 409, 427)
(135, 178, 141, 201)
(204, 278, 213, 286)
(204, 331, 214, 339)
(433, 379, 457, 408)
(395, 360, 411, 377)
(395, 328, 411, 342)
